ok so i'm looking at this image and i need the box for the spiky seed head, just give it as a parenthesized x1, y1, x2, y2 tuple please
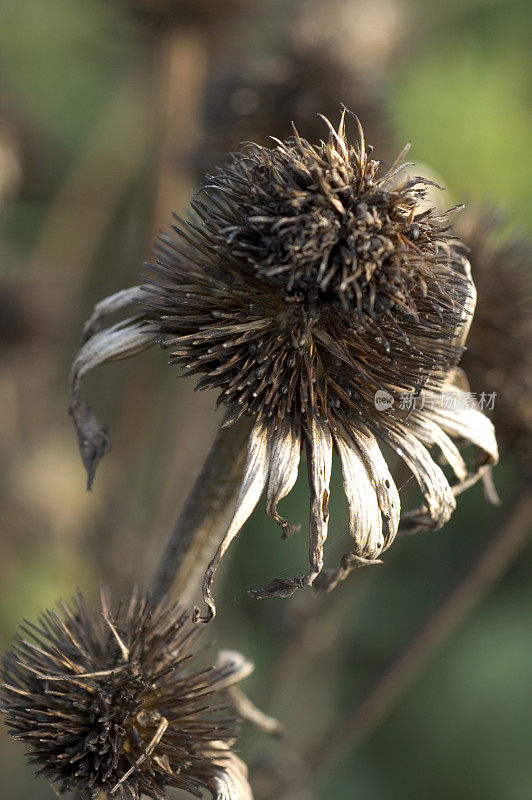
(458, 207, 532, 469)
(198, 42, 389, 178)
(144, 110, 469, 430)
(1, 589, 242, 800)
(69, 113, 499, 617)
(112, 0, 252, 26)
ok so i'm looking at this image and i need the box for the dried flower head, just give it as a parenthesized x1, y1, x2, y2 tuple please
(1, 589, 253, 799)
(458, 207, 532, 470)
(112, 0, 252, 27)
(70, 112, 498, 620)
(198, 41, 389, 178)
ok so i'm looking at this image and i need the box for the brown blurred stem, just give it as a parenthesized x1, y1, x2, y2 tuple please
(305, 489, 532, 776)
(149, 416, 253, 606)
(149, 24, 209, 236)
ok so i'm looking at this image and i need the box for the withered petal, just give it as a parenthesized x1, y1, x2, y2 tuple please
(377, 421, 456, 529)
(335, 424, 383, 558)
(69, 315, 158, 488)
(304, 415, 333, 584)
(209, 749, 254, 800)
(195, 419, 270, 623)
(249, 415, 333, 600)
(410, 414, 468, 482)
(426, 389, 498, 465)
(81, 285, 147, 342)
(348, 423, 401, 549)
(265, 418, 302, 538)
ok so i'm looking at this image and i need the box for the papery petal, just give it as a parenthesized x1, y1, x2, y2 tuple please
(334, 425, 383, 558)
(214, 649, 254, 689)
(250, 415, 332, 599)
(409, 414, 468, 482)
(314, 420, 401, 593)
(377, 421, 456, 528)
(348, 423, 401, 550)
(305, 415, 333, 582)
(195, 419, 270, 622)
(81, 285, 146, 341)
(452, 257, 476, 349)
(313, 424, 383, 593)
(210, 748, 254, 800)
(214, 650, 284, 737)
(426, 390, 498, 465)
(69, 315, 158, 488)
(265, 419, 301, 538)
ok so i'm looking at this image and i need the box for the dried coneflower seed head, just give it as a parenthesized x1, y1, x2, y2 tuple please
(1, 589, 252, 799)
(147, 110, 467, 425)
(458, 207, 532, 471)
(70, 112, 498, 618)
(112, 0, 253, 27)
(198, 42, 389, 177)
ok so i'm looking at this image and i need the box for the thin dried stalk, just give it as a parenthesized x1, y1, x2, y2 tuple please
(149, 24, 209, 235)
(305, 489, 532, 776)
(149, 416, 254, 606)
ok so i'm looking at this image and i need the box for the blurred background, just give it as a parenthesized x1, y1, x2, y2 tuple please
(0, 0, 531, 798)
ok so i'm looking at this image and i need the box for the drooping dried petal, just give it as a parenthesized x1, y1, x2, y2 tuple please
(69, 288, 158, 488)
(195, 419, 270, 622)
(265, 418, 301, 538)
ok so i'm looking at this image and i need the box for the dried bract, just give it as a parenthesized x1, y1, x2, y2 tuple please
(1, 589, 253, 800)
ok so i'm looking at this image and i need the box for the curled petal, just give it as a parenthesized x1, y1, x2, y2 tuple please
(335, 425, 383, 557)
(265, 419, 301, 538)
(427, 386, 499, 505)
(81, 285, 147, 342)
(410, 414, 468, 482)
(250, 415, 333, 599)
(305, 415, 333, 581)
(377, 421, 456, 529)
(315, 421, 401, 593)
(210, 748, 254, 800)
(214, 650, 254, 689)
(314, 425, 382, 593)
(195, 419, 270, 623)
(348, 424, 401, 550)
(452, 257, 476, 349)
(215, 651, 284, 737)
(69, 315, 158, 488)
(426, 390, 498, 465)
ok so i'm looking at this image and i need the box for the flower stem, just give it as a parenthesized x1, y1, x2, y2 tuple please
(149, 416, 253, 607)
(305, 489, 532, 776)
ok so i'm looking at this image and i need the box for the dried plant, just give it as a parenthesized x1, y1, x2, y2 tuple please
(111, 0, 253, 27)
(198, 40, 389, 177)
(70, 111, 498, 621)
(1, 588, 253, 800)
(458, 207, 532, 471)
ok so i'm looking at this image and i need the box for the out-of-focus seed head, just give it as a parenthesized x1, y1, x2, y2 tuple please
(112, 0, 253, 27)
(458, 207, 532, 470)
(1, 590, 244, 800)
(198, 43, 390, 178)
(145, 111, 469, 430)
